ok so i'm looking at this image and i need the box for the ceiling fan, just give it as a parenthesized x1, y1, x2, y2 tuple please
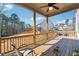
(40, 3, 59, 12)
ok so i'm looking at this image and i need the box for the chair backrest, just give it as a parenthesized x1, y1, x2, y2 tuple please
(0, 53, 5, 56)
(11, 44, 23, 56)
(11, 44, 16, 49)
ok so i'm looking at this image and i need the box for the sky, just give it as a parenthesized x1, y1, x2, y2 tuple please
(49, 10, 75, 25)
(0, 3, 76, 26)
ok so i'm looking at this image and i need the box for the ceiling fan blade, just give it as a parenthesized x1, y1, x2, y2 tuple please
(47, 8, 49, 12)
(52, 3, 56, 5)
(40, 5, 48, 8)
(53, 6, 59, 10)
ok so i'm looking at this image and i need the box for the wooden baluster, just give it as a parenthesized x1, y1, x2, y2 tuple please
(23, 38, 25, 46)
(23, 37, 24, 46)
(7, 39, 8, 52)
(23, 38, 25, 45)
(21, 37, 23, 47)
(4, 40, 5, 53)
(25, 37, 27, 45)
(18, 38, 20, 48)
(20, 38, 21, 47)
(18, 38, 19, 48)
(0, 38, 1, 53)
(20, 37, 22, 47)
(8, 39, 10, 51)
(12, 38, 14, 50)
(20, 38, 21, 48)
(10, 39, 12, 51)
(22, 37, 23, 46)
(15, 38, 17, 49)
(25, 37, 26, 46)
(22, 38, 23, 46)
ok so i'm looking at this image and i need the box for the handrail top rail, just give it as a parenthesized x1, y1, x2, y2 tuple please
(0, 31, 75, 39)
(1, 32, 56, 39)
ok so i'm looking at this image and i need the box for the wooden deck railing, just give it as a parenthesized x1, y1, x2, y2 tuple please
(0, 34, 34, 54)
(0, 32, 58, 54)
(0, 31, 76, 54)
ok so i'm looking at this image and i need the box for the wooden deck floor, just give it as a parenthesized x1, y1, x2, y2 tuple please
(6, 36, 79, 56)
(40, 36, 79, 56)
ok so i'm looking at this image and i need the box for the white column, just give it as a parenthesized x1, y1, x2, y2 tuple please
(75, 9, 79, 38)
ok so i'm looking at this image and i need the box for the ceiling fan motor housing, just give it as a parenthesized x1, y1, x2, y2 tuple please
(48, 3, 55, 7)
(48, 3, 53, 7)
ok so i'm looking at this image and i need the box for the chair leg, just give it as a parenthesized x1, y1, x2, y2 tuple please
(33, 50, 38, 56)
(32, 51, 33, 56)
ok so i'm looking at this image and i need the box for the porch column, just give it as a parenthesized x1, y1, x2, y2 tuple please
(46, 16, 48, 40)
(75, 9, 79, 38)
(33, 11, 36, 44)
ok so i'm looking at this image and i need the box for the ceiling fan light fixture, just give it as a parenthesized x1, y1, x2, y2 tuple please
(49, 7, 53, 10)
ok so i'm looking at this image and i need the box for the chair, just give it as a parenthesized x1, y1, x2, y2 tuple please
(11, 44, 37, 56)
(0, 53, 5, 56)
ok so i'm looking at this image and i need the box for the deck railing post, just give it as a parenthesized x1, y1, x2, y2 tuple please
(46, 16, 48, 40)
(33, 11, 36, 44)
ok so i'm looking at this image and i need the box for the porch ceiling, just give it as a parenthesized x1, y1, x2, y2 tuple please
(18, 3, 79, 17)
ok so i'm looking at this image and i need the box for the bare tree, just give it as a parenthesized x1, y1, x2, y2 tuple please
(0, 4, 5, 37)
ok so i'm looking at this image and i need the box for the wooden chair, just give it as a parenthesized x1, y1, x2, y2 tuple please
(0, 53, 5, 56)
(11, 44, 37, 56)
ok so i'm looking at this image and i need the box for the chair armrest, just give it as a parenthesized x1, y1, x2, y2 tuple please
(20, 50, 33, 56)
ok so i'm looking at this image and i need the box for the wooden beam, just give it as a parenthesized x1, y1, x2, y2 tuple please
(33, 11, 36, 44)
(46, 16, 48, 40)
